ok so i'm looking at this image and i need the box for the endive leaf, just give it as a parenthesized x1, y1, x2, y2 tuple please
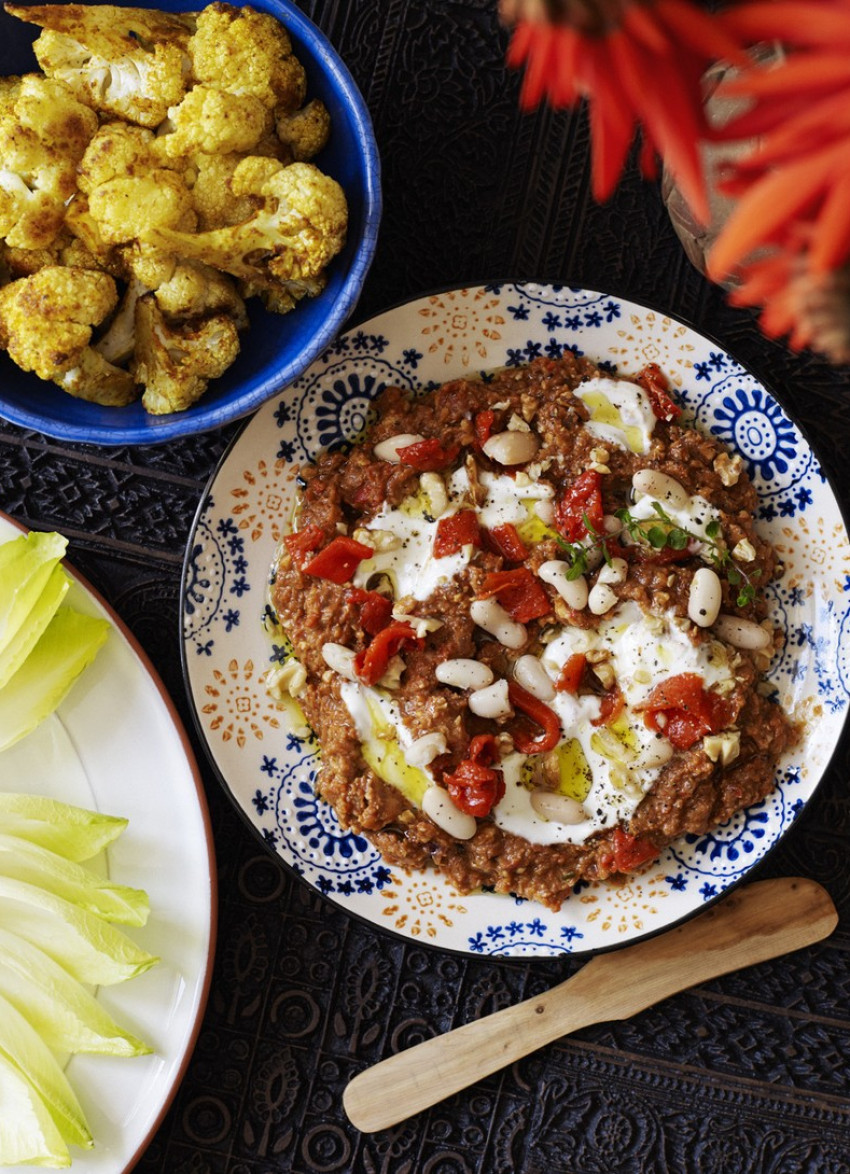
(0, 606, 110, 752)
(0, 833, 149, 925)
(0, 1051, 70, 1168)
(0, 927, 151, 1057)
(0, 531, 68, 667)
(0, 876, 158, 986)
(0, 793, 127, 862)
(0, 990, 92, 1151)
(0, 564, 69, 692)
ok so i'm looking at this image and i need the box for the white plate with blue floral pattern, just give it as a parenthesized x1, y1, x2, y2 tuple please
(180, 283, 850, 958)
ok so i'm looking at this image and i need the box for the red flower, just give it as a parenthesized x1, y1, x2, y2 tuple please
(503, 0, 747, 223)
(706, 3, 850, 284)
(501, 0, 850, 362)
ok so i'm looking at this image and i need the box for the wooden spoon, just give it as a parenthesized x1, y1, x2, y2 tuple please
(343, 876, 837, 1132)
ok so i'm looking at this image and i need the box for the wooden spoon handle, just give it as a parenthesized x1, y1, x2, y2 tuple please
(343, 877, 836, 1133)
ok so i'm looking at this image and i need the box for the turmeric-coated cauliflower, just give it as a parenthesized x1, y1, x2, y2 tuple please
(0, 265, 136, 403)
(185, 150, 260, 232)
(0, 73, 98, 249)
(132, 292, 240, 415)
(7, 3, 194, 127)
(154, 260, 248, 330)
(148, 158, 347, 295)
(88, 170, 197, 246)
(187, 3, 306, 112)
(275, 98, 331, 163)
(162, 85, 270, 158)
(1, 228, 107, 281)
(76, 121, 163, 194)
(76, 123, 198, 289)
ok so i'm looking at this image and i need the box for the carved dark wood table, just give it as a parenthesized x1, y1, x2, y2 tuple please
(2, 2, 850, 1171)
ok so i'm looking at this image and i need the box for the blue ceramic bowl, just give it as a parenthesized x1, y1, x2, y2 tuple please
(0, 0, 381, 445)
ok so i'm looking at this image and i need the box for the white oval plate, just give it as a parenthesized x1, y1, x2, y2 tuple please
(181, 282, 850, 958)
(0, 512, 216, 1171)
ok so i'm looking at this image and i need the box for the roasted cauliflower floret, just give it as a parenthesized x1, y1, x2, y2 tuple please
(74, 122, 192, 284)
(80, 150, 198, 289)
(154, 260, 248, 330)
(1, 228, 105, 280)
(7, 3, 194, 127)
(162, 85, 270, 158)
(93, 276, 145, 367)
(0, 265, 136, 404)
(148, 158, 347, 299)
(76, 121, 163, 194)
(275, 98, 331, 162)
(132, 292, 240, 415)
(187, 3, 306, 112)
(89, 169, 196, 246)
(185, 150, 260, 232)
(0, 73, 98, 249)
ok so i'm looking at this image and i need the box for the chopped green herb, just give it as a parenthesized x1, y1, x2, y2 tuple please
(556, 501, 761, 609)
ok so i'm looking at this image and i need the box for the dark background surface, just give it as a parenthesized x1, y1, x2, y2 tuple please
(2, 2, 850, 1171)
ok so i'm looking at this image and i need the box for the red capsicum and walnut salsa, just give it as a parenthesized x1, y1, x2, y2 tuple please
(268, 353, 798, 910)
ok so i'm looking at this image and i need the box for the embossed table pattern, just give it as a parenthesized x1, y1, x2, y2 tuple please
(2, 2, 850, 1173)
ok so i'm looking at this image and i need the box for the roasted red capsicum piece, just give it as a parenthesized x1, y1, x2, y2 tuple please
(434, 509, 482, 557)
(556, 652, 587, 694)
(444, 734, 505, 818)
(591, 686, 625, 728)
(283, 523, 324, 567)
(639, 672, 732, 749)
(478, 567, 551, 623)
(507, 680, 561, 754)
(303, 535, 373, 584)
(354, 621, 422, 686)
(554, 469, 605, 543)
(345, 587, 393, 635)
(600, 827, 660, 874)
(473, 409, 496, 448)
(396, 437, 460, 471)
(483, 522, 530, 563)
(636, 362, 682, 422)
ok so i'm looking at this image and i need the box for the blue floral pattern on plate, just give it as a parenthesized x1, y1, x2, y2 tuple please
(181, 283, 850, 958)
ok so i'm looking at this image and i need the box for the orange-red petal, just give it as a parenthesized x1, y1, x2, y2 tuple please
(655, 0, 749, 67)
(810, 172, 850, 273)
(720, 1, 850, 50)
(708, 142, 847, 280)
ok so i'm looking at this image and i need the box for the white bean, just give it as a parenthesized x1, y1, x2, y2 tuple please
(321, 642, 358, 680)
(597, 556, 628, 586)
(538, 560, 588, 610)
(406, 732, 448, 767)
(373, 432, 425, 463)
(514, 654, 555, 701)
(632, 468, 691, 510)
(435, 658, 494, 690)
(470, 598, 527, 649)
(530, 790, 587, 824)
(482, 429, 539, 466)
(587, 582, 618, 615)
(468, 678, 513, 719)
(688, 566, 722, 627)
(713, 613, 773, 650)
(422, 785, 478, 839)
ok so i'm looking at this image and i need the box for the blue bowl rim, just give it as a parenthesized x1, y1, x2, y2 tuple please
(0, 0, 382, 447)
